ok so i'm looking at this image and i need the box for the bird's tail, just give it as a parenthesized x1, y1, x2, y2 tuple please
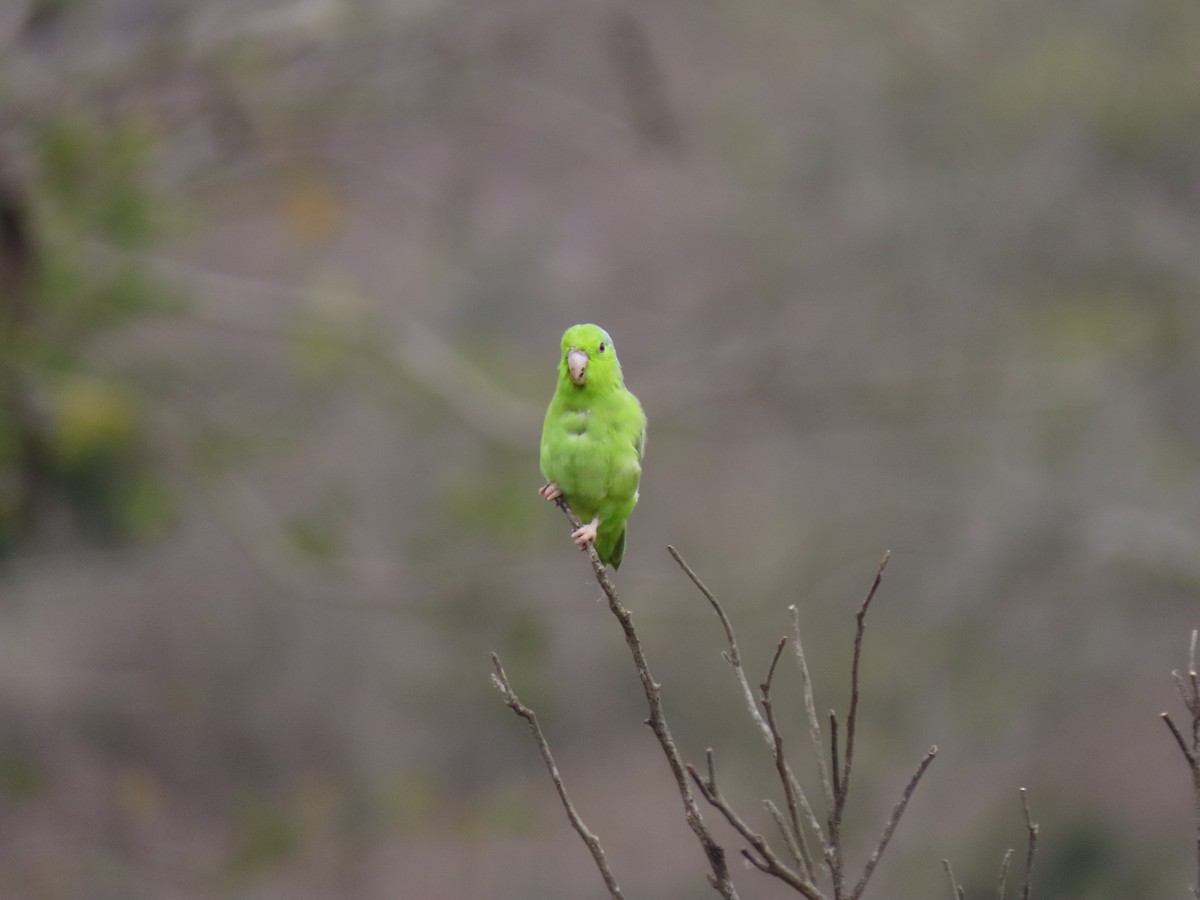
(606, 526, 627, 570)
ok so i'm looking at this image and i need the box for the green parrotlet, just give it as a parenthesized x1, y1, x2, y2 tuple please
(539, 323, 646, 568)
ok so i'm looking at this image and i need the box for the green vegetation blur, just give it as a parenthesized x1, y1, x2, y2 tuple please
(2, 1, 1200, 898)
(1, 116, 173, 551)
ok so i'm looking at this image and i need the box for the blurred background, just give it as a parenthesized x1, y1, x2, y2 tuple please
(2, 0, 1199, 897)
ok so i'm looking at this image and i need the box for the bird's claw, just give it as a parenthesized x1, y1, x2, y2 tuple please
(572, 518, 599, 548)
(539, 482, 563, 501)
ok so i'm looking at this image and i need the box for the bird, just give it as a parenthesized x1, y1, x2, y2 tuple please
(539, 323, 646, 568)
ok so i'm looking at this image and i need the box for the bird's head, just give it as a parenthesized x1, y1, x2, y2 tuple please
(560, 323, 620, 389)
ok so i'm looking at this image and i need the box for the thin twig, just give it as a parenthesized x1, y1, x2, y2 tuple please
(761, 637, 808, 873)
(668, 546, 770, 739)
(827, 708, 844, 897)
(996, 847, 1015, 900)
(840, 551, 890, 799)
(1163, 630, 1200, 899)
(1190, 628, 1199, 698)
(688, 750, 827, 900)
(1164, 713, 1197, 766)
(672, 547, 929, 900)
(765, 798, 807, 869)
(490, 653, 624, 899)
(848, 746, 938, 900)
(1175, 669, 1195, 714)
(670, 545, 822, 880)
(942, 859, 965, 900)
(792, 604, 835, 811)
(1189, 630, 1200, 757)
(830, 711, 841, 803)
(1191, 725, 1200, 889)
(826, 552, 889, 898)
(554, 500, 738, 899)
(1191, 631, 1200, 899)
(1019, 788, 1038, 900)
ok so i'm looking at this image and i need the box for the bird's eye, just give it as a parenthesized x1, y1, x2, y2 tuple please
(598, 342, 606, 353)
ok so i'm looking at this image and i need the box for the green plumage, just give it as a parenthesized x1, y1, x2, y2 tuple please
(539, 324, 646, 568)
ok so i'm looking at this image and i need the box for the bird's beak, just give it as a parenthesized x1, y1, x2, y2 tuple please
(567, 349, 589, 385)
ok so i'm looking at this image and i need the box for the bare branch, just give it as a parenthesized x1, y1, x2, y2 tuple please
(1175, 671, 1196, 717)
(1163, 631, 1200, 899)
(668, 547, 930, 900)
(765, 798, 807, 869)
(842, 551, 891, 796)
(760, 636, 811, 877)
(670, 545, 823, 878)
(792, 604, 835, 811)
(763, 635, 788, 693)
(996, 847, 1015, 900)
(1164, 713, 1198, 767)
(830, 711, 842, 806)
(1019, 788, 1038, 900)
(828, 709, 843, 895)
(1190, 628, 1198, 693)
(490, 653, 624, 899)
(688, 750, 827, 900)
(816, 550, 889, 900)
(848, 746, 938, 900)
(742, 848, 776, 876)
(554, 501, 738, 899)
(669, 545, 769, 739)
(1189, 630, 1200, 746)
(942, 859, 965, 900)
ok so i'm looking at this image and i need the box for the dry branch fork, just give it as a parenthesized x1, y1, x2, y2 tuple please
(495, 498, 937, 899)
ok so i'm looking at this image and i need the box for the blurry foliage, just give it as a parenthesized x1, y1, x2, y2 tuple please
(1031, 293, 1152, 360)
(280, 164, 344, 245)
(288, 313, 363, 381)
(440, 451, 540, 546)
(461, 783, 542, 837)
(115, 766, 164, 825)
(36, 116, 158, 250)
(282, 487, 353, 569)
(224, 791, 302, 879)
(501, 609, 549, 670)
(0, 114, 176, 553)
(221, 775, 384, 883)
(0, 752, 43, 801)
(286, 272, 383, 389)
(1033, 816, 1156, 899)
(983, 4, 1200, 163)
(382, 769, 443, 833)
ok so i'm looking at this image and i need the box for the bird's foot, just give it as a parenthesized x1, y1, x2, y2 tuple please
(539, 482, 563, 501)
(572, 517, 599, 548)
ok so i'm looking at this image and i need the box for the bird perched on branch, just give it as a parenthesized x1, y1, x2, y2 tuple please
(539, 323, 646, 568)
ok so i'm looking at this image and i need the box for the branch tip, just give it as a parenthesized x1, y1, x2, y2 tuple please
(490, 646, 624, 898)
(1018, 789, 1038, 900)
(764, 636, 787, 693)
